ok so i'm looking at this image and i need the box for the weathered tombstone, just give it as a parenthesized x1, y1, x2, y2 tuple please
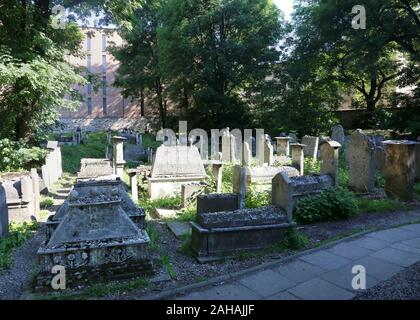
(148, 146, 206, 199)
(264, 140, 274, 166)
(290, 143, 306, 176)
(383, 140, 417, 201)
(31, 169, 40, 218)
(320, 140, 341, 187)
(301, 135, 319, 160)
(46, 141, 59, 150)
(272, 171, 334, 222)
(78, 159, 114, 178)
(221, 130, 231, 163)
(275, 137, 291, 156)
(346, 130, 376, 193)
(0, 183, 8, 238)
(113, 136, 126, 180)
(232, 165, 246, 209)
(181, 183, 205, 208)
(189, 129, 208, 161)
(331, 125, 345, 145)
(256, 130, 265, 165)
(197, 194, 240, 214)
(126, 170, 139, 202)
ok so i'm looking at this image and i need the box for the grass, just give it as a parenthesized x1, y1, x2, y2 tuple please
(312, 227, 369, 248)
(160, 255, 176, 279)
(60, 131, 107, 173)
(356, 198, 408, 213)
(43, 276, 149, 300)
(0, 221, 38, 272)
(414, 183, 420, 200)
(176, 206, 197, 222)
(40, 196, 54, 209)
(145, 223, 160, 251)
(180, 234, 195, 257)
(303, 158, 321, 175)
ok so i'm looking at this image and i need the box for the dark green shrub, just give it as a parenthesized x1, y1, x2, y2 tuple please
(295, 187, 358, 224)
(0, 139, 47, 172)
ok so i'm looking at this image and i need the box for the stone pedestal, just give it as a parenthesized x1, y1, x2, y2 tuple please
(113, 136, 127, 180)
(275, 137, 291, 156)
(320, 140, 341, 187)
(383, 140, 417, 201)
(291, 143, 306, 176)
(127, 170, 139, 202)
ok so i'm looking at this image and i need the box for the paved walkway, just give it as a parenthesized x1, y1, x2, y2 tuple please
(174, 224, 420, 300)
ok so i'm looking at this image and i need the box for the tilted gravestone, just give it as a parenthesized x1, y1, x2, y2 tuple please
(331, 125, 345, 145)
(346, 130, 376, 193)
(301, 135, 319, 160)
(383, 140, 417, 201)
(197, 194, 240, 215)
(0, 183, 9, 238)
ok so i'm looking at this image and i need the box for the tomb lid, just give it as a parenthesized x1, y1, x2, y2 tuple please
(150, 146, 206, 178)
(290, 143, 307, 147)
(112, 136, 127, 142)
(46, 141, 59, 149)
(274, 136, 291, 140)
(320, 140, 341, 148)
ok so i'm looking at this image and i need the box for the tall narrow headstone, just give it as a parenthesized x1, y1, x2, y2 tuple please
(291, 143, 305, 176)
(221, 130, 231, 163)
(264, 140, 274, 165)
(112, 136, 127, 180)
(346, 129, 376, 193)
(212, 163, 223, 193)
(243, 141, 252, 166)
(331, 125, 345, 145)
(301, 135, 319, 160)
(383, 140, 417, 201)
(320, 140, 341, 187)
(31, 169, 40, 219)
(275, 137, 291, 156)
(256, 130, 265, 165)
(0, 183, 8, 238)
(232, 165, 246, 209)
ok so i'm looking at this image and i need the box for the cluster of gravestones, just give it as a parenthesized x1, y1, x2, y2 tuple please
(52, 127, 88, 146)
(0, 142, 64, 238)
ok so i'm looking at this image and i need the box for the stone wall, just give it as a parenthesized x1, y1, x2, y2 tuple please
(59, 117, 150, 133)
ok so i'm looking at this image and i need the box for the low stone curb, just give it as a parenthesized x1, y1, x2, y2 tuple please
(142, 221, 420, 300)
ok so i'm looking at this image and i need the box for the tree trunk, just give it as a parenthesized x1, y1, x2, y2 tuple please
(140, 88, 145, 117)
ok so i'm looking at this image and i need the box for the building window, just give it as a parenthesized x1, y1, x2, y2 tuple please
(87, 54, 92, 73)
(102, 55, 106, 74)
(87, 97, 92, 115)
(87, 35, 91, 51)
(103, 97, 107, 115)
(102, 34, 107, 52)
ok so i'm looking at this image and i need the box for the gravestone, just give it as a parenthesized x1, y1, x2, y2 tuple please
(346, 130, 376, 193)
(272, 172, 334, 222)
(221, 130, 231, 163)
(113, 136, 126, 180)
(181, 183, 205, 208)
(275, 137, 291, 156)
(264, 140, 274, 165)
(46, 141, 59, 150)
(291, 143, 306, 176)
(211, 162, 223, 193)
(331, 125, 345, 145)
(197, 194, 240, 214)
(383, 140, 417, 201)
(243, 141, 252, 166)
(148, 146, 206, 199)
(78, 159, 114, 179)
(0, 183, 8, 238)
(301, 135, 319, 160)
(320, 140, 341, 186)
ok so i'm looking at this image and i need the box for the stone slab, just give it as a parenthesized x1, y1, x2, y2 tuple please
(299, 251, 351, 271)
(288, 277, 355, 300)
(264, 291, 300, 300)
(366, 228, 419, 242)
(400, 224, 420, 234)
(167, 221, 191, 239)
(326, 242, 374, 260)
(390, 242, 420, 254)
(273, 260, 324, 283)
(197, 193, 240, 214)
(350, 236, 393, 251)
(238, 269, 297, 298)
(152, 208, 178, 219)
(370, 247, 420, 267)
(351, 256, 404, 281)
(177, 283, 262, 300)
(401, 237, 420, 249)
(320, 264, 380, 292)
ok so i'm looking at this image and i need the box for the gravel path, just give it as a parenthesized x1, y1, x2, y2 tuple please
(0, 225, 45, 300)
(354, 262, 420, 300)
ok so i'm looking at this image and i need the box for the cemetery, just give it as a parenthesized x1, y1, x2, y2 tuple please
(0, 0, 419, 302)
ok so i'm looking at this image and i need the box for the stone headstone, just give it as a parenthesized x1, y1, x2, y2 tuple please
(346, 130, 376, 193)
(243, 141, 252, 166)
(331, 125, 345, 145)
(275, 137, 291, 156)
(46, 141, 59, 150)
(320, 140, 341, 187)
(197, 194, 240, 214)
(181, 183, 205, 208)
(113, 136, 126, 179)
(78, 159, 114, 179)
(383, 140, 417, 201)
(264, 140, 274, 165)
(301, 135, 319, 160)
(290, 143, 305, 176)
(221, 130, 231, 163)
(0, 183, 8, 238)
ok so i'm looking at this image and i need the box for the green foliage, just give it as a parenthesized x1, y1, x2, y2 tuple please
(284, 227, 309, 250)
(356, 198, 407, 214)
(145, 223, 160, 252)
(221, 164, 234, 193)
(0, 221, 38, 272)
(160, 255, 176, 279)
(303, 158, 321, 175)
(60, 131, 106, 173)
(245, 185, 271, 209)
(338, 167, 349, 188)
(375, 172, 385, 189)
(180, 234, 195, 257)
(177, 206, 197, 222)
(295, 188, 358, 224)
(40, 197, 54, 209)
(0, 139, 48, 172)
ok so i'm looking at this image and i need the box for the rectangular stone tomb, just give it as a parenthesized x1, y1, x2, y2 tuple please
(36, 194, 153, 290)
(190, 206, 292, 262)
(45, 179, 146, 246)
(77, 158, 114, 179)
(148, 146, 207, 199)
